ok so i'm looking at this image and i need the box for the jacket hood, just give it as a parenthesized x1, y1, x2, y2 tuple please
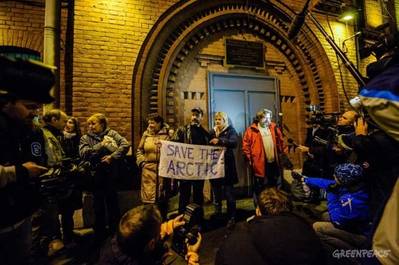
(143, 123, 170, 137)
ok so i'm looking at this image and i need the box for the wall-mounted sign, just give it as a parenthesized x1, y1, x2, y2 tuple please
(225, 39, 265, 69)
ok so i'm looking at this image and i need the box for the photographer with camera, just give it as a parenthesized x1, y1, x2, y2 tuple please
(298, 107, 349, 179)
(0, 56, 52, 264)
(216, 187, 324, 265)
(292, 165, 370, 251)
(98, 204, 202, 265)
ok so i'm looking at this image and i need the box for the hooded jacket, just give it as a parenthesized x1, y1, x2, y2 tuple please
(304, 177, 370, 235)
(136, 125, 171, 203)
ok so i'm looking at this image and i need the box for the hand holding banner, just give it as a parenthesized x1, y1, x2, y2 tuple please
(158, 140, 225, 180)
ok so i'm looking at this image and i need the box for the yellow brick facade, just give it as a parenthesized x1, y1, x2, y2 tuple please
(0, 0, 390, 149)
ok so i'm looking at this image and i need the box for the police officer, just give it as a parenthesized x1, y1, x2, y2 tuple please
(0, 56, 54, 264)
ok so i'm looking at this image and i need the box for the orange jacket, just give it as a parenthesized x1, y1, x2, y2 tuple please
(242, 122, 285, 178)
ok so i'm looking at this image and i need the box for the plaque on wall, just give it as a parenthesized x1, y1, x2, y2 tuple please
(225, 39, 265, 69)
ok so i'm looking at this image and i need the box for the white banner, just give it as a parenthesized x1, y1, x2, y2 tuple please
(158, 140, 225, 180)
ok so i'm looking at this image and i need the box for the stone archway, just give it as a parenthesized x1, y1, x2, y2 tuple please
(132, 0, 338, 146)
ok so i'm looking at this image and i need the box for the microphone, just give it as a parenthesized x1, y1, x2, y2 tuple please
(288, 0, 311, 40)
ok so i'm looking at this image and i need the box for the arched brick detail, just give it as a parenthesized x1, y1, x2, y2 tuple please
(0, 29, 43, 53)
(132, 0, 339, 145)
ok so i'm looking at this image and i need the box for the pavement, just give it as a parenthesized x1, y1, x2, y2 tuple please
(38, 194, 327, 265)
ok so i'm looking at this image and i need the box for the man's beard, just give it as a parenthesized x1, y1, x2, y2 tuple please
(191, 119, 200, 126)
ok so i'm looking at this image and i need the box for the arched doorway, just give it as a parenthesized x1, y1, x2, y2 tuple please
(132, 0, 339, 168)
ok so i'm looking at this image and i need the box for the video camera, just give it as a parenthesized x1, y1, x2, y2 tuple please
(306, 105, 339, 129)
(35, 159, 91, 201)
(360, 24, 398, 61)
(306, 105, 340, 147)
(172, 203, 202, 256)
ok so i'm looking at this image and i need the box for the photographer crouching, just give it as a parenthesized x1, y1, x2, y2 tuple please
(0, 56, 53, 264)
(98, 205, 202, 265)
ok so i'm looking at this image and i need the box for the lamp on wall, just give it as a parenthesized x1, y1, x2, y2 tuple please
(338, 6, 358, 22)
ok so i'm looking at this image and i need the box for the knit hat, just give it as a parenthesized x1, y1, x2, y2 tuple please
(334, 163, 363, 186)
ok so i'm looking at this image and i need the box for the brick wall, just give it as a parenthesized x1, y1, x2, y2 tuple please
(1, 0, 385, 145)
(396, 0, 399, 30)
(72, 0, 178, 140)
(0, 1, 68, 108)
(364, 0, 383, 28)
(175, 32, 313, 167)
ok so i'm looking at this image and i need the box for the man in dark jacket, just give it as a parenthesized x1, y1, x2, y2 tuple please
(0, 56, 52, 264)
(216, 188, 325, 265)
(172, 107, 209, 214)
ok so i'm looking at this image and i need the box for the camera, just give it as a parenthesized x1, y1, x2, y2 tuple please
(306, 105, 340, 147)
(172, 203, 202, 256)
(360, 25, 398, 61)
(291, 171, 304, 180)
(306, 105, 338, 129)
(35, 159, 91, 201)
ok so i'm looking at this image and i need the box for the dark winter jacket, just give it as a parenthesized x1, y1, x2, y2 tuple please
(98, 236, 175, 265)
(172, 123, 209, 145)
(304, 177, 371, 235)
(97, 236, 140, 265)
(0, 112, 41, 228)
(209, 125, 238, 185)
(215, 213, 325, 265)
(61, 132, 80, 160)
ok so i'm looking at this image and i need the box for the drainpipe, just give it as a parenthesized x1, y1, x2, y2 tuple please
(43, 0, 61, 109)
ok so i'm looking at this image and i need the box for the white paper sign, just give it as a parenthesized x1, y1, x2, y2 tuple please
(158, 140, 225, 180)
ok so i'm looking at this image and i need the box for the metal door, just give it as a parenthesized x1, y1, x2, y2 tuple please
(208, 72, 280, 196)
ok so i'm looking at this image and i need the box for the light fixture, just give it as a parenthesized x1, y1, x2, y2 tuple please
(338, 6, 357, 22)
(340, 14, 354, 22)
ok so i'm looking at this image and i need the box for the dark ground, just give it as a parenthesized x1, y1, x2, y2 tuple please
(38, 193, 327, 265)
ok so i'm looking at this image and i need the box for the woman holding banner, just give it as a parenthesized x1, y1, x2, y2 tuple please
(136, 113, 172, 219)
(209, 112, 238, 228)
